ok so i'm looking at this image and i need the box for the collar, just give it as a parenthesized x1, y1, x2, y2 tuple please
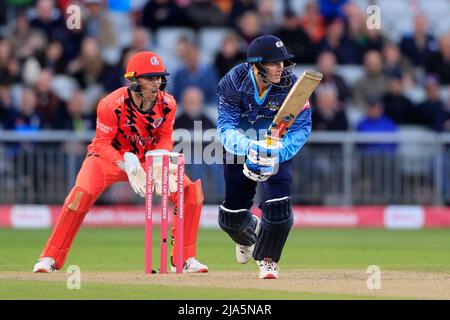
(249, 68, 272, 106)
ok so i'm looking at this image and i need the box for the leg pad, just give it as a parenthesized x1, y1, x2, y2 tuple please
(253, 196, 293, 263)
(40, 186, 93, 269)
(218, 205, 257, 246)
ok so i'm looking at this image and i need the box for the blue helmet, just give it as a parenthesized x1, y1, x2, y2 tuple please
(247, 35, 295, 63)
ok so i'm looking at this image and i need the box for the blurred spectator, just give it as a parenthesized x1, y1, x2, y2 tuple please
(129, 26, 152, 52)
(120, 27, 152, 64)
(299, 1, 325, 44)
(141, 0, 189, 31)
(0, 39, 21, 85)
(173, 37, 219, 104)
(382, 42, 414, 83)
(257, 0, 277, 34)
(228, 0, 257, 27)
(20, 31, 48, 85)
(0, 84, 13, 129)
(356, 96, 397, 154)
(4, 87, 43, 132)
(426, 33, 450, 85)
(356, 96, 397, 198)
(353, 50, 388, 110)
(52, 91, 94, 131)
(318, 0, 348, 22)
(316, 51, 351, 103)
(33, 69, 65, 128)
(275, 10, 314, 64)
(174, 87, 215, 130)
(236, 10, 262, 48)
(7, 12, 41, 61)
(29, 0, 66, 42)
(186, 0, 226, 29)
(67, 37, 122, 92)
(213, 31, 246, 78)
(400, 14, 437, 67)
(363, 24, 386, 53)
(312, 84, 348, 131)
(382, 71, 415, 125)
(38, 40, 67, 74)
(174, 86, 220, 194)
(416, 75, 449, 132)
(84, 0, 117, 50)
(344, 3, 367, 45)
(317, 18, 363, 64)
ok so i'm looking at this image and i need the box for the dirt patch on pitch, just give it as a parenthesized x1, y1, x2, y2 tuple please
(1, 269, 449, 299)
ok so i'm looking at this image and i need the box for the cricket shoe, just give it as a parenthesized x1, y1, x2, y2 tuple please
(33, 257, 56, 273)
(236, 215, 261, 264)
(171, 257, 209, 273)
(256, 258, 280, 279)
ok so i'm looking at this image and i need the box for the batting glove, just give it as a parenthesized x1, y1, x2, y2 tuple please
(243, 140, 280, 182)
(247, 140, 281, 167)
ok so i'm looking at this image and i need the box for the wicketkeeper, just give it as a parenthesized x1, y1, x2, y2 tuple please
(33, 51, 208, 273)
(216, 35, 312, 279)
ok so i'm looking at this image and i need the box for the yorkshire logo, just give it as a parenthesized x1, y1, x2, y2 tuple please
(150, 56, 159, 66)
(275, 41, 284, 48)
(153, 117, 163, 128)
(267, 101, 280, 111)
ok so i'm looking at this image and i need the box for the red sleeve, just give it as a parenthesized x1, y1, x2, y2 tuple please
(154, 96, 176, 151)
(92, 98, 123, 165)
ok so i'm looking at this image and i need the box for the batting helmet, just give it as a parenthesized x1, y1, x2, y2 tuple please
(246, 35, 296, 87)
(247, 35, 295, 64)
(124, 51, 170, 91)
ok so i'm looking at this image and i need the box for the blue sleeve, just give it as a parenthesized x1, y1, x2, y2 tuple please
(279, 106, 312, 162)
(216, 73, 250, 156)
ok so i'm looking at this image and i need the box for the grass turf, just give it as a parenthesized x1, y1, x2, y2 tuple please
(1, 228, 449, 299)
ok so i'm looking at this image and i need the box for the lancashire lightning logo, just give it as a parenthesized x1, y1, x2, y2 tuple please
(150, 56, 159, 66)
(266, 101, 280, 112)
(153, 117, 163, 128)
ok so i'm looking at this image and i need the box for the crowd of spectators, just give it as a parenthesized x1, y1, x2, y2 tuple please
(0, 0, 450, 136)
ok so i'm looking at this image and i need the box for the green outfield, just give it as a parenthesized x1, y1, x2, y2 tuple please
(1, 228, 449, 299)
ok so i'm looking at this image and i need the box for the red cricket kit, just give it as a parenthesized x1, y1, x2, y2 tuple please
(40, 87, 203, 269)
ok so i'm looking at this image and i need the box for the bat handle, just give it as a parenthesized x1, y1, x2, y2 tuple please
(265, 136, 282, 148)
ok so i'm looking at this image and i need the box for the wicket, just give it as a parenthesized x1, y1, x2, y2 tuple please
(145, 151, 185, 274)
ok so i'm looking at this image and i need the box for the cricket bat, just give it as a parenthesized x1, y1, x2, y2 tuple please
(265, 70, 323, 146)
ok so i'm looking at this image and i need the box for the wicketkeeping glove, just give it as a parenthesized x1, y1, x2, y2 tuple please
(116, 152, 146, 198)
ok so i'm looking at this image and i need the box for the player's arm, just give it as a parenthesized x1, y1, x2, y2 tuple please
(92, 98, 123, 165)
(278, 102, 312, 162)
(216, 74, 250, 156)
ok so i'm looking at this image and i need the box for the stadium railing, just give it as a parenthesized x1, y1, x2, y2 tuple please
(1, 130, 450, 205)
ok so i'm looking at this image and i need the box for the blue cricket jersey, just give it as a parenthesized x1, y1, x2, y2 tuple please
(216, 63, 312, 162)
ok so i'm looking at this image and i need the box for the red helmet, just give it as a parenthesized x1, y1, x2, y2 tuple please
(125, 51, 170, 79)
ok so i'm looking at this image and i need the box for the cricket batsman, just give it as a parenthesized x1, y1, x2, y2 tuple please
(33, 51, 208, 273)
(217, 35, 312, 279)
